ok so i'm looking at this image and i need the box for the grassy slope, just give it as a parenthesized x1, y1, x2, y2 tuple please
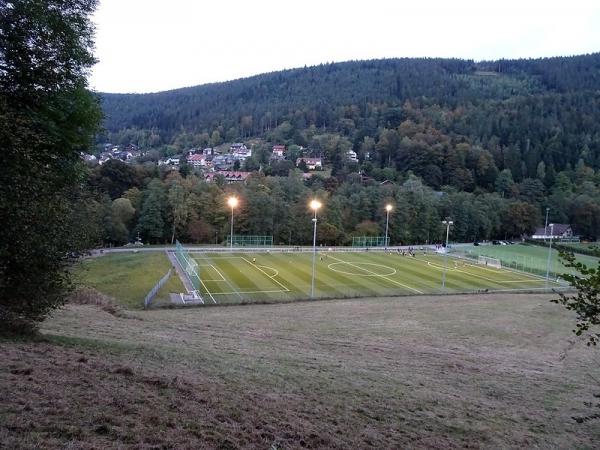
(1, 293, 598, 448)
(75, 252, 184, 309)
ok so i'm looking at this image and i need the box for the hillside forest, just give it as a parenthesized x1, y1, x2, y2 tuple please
(89, 54, 600, 245)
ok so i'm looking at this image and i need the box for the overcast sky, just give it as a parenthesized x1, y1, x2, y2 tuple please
(89, 0, 600, 94)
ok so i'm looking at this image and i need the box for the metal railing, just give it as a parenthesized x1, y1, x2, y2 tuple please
(143, 268, 172, 309)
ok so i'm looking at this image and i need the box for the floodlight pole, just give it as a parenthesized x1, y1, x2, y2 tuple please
(441, 220, 453, 290)
(311, 208, 318, 299)
(544, 208, 550, 240)
(545, 223, 554, 289)
(230, 205, 234, 251)
(385, 208, 391, 247)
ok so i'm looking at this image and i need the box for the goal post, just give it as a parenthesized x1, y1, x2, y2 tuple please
(226, 235, 273, 247)
(477, 255, 501, 269)
(175, 240, 201, 292)
(352, 236, 388, 247)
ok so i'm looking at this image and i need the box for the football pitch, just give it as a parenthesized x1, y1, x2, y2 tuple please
(189, 251, 563, 304)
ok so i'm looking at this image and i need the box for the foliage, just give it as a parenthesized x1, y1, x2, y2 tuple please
(0, 0, 101, 333)
(553, 250, 600, 346)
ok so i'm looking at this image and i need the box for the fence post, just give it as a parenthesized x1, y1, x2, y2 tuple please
(143, 268, 172, 309)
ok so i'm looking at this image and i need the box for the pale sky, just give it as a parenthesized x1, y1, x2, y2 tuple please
(90, 0, 600, 94)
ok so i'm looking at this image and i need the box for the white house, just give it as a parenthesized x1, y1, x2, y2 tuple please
(346, 150, 358, 162)
(296, 157, 322, 170)
(272, 145, 286, 158)
(531, 224, 575, 240)
(187, 154, 211, 168)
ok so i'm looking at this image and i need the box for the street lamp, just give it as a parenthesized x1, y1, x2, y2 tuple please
(441, 219, 454, 290)
(544, 208, 550, 241)
(310, 199, 322, 299)
(227, 196, 238, 250)
(545, 223, 554, 288)
(385, 204, 393, 248)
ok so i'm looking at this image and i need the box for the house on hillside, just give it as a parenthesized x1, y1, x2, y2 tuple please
(211, 155, 234, 170)
(272, 145, 286, 159)
(346, 150, 358, 162)
(187, 154, 211, 168)
(204, 171, 251, 184)
(296, 157, 322, 170)
(159, 156, 181, 166)
(531, 224, 574, 240)
(230, 143, 252, 160)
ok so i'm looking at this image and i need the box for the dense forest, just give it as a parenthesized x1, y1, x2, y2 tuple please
(90, 54, 600, 244)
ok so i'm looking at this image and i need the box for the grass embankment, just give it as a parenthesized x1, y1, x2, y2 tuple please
(75, 252, 184, 309)
(1, 293, 598, 448)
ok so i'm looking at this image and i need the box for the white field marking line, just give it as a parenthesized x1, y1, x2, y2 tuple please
(194, 256, 241, 301)
(195, 264, 226, 282)
(241, 257, 291, 292)
(458, 260, 561, 284)
(448, 263, 537, 283)
(209, 264, 227, 281)
(427, 255, 565, 287)
(488, 260, 566, 285)
(422, 258, 543, 285)
(211, 289, 289, 295)
(328, 254, 423, 294)
(464, 263, 505, 273)
(198, 278, 216, 304)
(327, 262, 397, 277)
(256, 265, 279, 278)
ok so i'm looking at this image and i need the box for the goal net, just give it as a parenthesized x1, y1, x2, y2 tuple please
(175, 240, 201, 292)
(352, 236, 388, 247)
(478, 255, 501, 269)
(226, 235, 273, 246)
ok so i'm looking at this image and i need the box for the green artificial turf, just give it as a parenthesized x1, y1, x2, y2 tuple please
(459, 243, 600, 277)
(191, 250, 561, 304)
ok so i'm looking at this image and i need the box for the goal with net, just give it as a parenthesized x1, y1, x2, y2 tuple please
(478, 255, 501, 269)
(175, 240, 202, 293)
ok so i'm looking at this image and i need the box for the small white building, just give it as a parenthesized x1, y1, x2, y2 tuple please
(296, 157, 322, 170)
(272, 145, 286, 158)
(346, 150, 358, 162)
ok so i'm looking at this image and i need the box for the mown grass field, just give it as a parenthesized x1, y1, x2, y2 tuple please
(75, 252, 184, 309)
(459, 243, 600, 277)
(2, 293, 598, 448)
(190, 250, 562, 304)
(559, 241, 600, 253)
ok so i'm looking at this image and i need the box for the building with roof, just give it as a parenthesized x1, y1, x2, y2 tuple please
(204, 171, 251, 184)
(296, 157, 322, 170)
(531, 224, 574, 240)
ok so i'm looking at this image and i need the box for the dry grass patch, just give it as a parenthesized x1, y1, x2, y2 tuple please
(1, 293, 599, 448)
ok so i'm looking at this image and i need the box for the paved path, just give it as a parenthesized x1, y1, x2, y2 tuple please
(165, 250, 194, 293)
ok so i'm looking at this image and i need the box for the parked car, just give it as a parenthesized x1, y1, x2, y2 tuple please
(473, 241, 480, 246)
(492, 240, 500, 245)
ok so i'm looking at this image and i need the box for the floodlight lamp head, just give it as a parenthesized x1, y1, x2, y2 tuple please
(227, 197, 238, 208)
(385, 204, 393, 212)
(310, 200, 322, 211)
